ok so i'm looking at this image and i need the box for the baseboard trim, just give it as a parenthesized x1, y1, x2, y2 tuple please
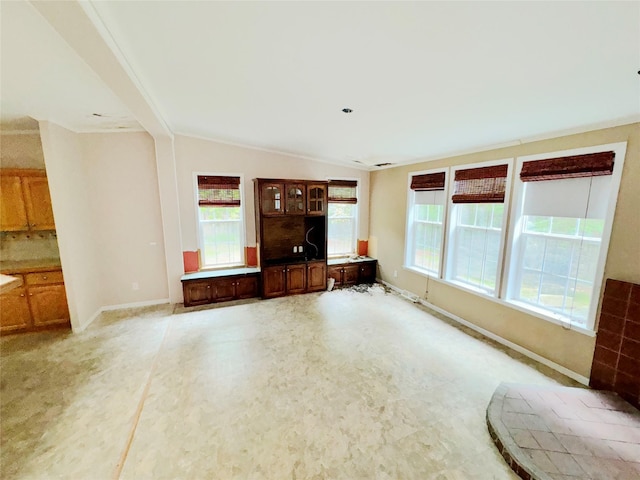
(379, 279, 589, 386)
(101, 298, 171, 312)
(74, 308, 102, 333)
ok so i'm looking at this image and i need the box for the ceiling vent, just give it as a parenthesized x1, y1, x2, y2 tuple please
(374, 162, 394, 167)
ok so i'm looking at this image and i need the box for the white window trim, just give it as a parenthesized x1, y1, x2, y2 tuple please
(192, 172, 247, 269)
(502, 142, 627, 331)
(327, 178, 359, 257)
(404, 167, 449, 278)
(443, 158, 514, 296)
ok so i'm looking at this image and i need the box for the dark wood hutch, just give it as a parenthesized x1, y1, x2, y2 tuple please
(254, 178, 328, 298)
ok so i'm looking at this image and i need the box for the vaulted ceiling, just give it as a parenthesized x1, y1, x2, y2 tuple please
(2, 1, 639, 169)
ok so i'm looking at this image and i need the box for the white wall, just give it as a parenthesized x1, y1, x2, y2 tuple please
(39, 121, 102, 331)
(0, 132, 46, 169)
(175, 134, 370, 251)
(81, 132, 169, 307)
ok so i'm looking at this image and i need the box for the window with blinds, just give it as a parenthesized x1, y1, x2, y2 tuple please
(507, 150, 617, 327)
(196, 175, 244, 268)
(328, 180, 358, 255)
(405, 170, 448, 275)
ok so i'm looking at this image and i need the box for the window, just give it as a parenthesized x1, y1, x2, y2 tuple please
(506, 149, 621, 328)
(405, 170, 447, 276)
(446, 162, 510, 294)
(328, 180, 357, 256)
(196, 175, 244, 268)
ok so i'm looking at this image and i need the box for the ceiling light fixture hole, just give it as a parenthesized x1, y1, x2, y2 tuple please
(342, 108, 353, 113)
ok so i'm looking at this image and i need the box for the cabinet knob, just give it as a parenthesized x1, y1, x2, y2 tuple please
(29, 293, 33, 296)
(207, 285, 211, 289)
(282, 269, 285, 272)
(42, 276, 48, 280)
(20, 294, 25, 297)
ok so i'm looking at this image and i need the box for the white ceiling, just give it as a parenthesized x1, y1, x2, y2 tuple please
(2, 1, 639, 168)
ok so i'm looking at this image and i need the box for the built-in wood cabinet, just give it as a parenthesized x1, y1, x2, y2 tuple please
(0, 268, 70, 335)
(328, 259, 377, 288)
(0, 170, 55, 231)
(255, 178, 328, 299)
(182, 272, 259, 307)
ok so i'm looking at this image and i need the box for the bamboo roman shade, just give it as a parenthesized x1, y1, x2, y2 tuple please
(520, 151, 615, 182)
(197, 175, 241, 206)
(452, 164, 508, 204)
(328, 180, 357, 204)
(410, 172, 446, 191)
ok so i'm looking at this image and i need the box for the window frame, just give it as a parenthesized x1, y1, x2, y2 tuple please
(443, 158, 513, 296)
(404, 167, 449, 278)
(193, 172, 246, 269)
(327, 179, 359, 257)
(502, 142, 627, 331)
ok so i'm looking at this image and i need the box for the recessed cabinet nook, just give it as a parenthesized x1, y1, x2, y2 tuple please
(255, 178, 328, 298)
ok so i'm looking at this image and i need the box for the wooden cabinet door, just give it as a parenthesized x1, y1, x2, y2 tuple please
(328, 266, 343, 286)
(213, 278, 236, 302)
(260, 183, 284, 216)
(359, 261, 376, 283)
(183, 280, 213, 306)
(306, 184, 326, 215)
(343, 264, 360, 285)
(262, 266, 286, 298)
(307, 261, 327, 292)
(22, 176, 55, 230)
(28, 285, 70, 326)
(236, 276, 258, 299)
(0, 176, 28, 231)
(285, 183, 306, 215)
(286, 264, 306, 294)
(0, 288, 31, 332)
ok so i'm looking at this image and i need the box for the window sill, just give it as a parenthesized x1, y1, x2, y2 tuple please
(401, 266, 596, 337)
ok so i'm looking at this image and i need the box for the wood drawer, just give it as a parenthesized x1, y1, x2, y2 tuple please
(25, 270, 64, 286)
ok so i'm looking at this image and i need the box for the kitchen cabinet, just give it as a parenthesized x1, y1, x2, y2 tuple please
(260, 182, 284, 216)
(285, 183, 306, 215)
(262, 266, 286, 298)
(0, 268, 70, 335)
(307, 261, 327, 292)
(0, 169, 55, 232)
(181, 271, 260, 307)
(328, 259, 378, 288)
(306, 184, 326, 215)
(286, 264, 307, 294)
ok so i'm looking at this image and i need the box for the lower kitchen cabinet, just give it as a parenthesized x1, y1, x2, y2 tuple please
(262, 261, 327, 298)
(182, 272, 259, 307)
(0, 269, 70, 335)
(328, 258, 378, 288)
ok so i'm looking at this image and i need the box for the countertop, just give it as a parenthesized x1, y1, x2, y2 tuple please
(181, 267, 261, 282)
(327, 256, 377, 266)
(0, 274, 23, 293)
(0, 258, 62, 274)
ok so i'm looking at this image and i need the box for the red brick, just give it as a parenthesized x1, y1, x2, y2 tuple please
(604, 279, 632, 300)
(596, 330, 623, 352)
(590, 361, 616, 388)
(601, 296, 628, 318)
(624, 321, 640, 342)
(597, 313, 625, 335)
(620, 337, 640, 362)
(630, 284, 640, 305)
(627, 301, 640, 324)
(617, 354, 640, 378)
(593, 345, 619, 368)
(614, 372, 640, 399)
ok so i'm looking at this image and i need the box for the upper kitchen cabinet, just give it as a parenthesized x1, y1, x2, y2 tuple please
(0, 175, 28, 231)
(259, 182, 284, 216)
(285, 183, 306, 215)
(0, 170, 55, 231)
(306, 184, 326, 215)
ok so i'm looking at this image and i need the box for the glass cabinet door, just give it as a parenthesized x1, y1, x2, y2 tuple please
(261, 183, 284, 215)
(307, 184, 326, 215)
(285, 183, 305, 215)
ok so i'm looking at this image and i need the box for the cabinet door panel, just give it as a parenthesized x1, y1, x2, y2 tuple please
(236, 276, 258, 299)
(285, 183, 306, 215)
(261, 183, 284, 216)
(307, 262, 327, 292)
(0, 176, 28, 231)
(29, 285, 69, 326)
(327, 266, 343, 286)
(213, 278, 236, 302)
(359, 262, 376, 283)
(0, 289, 31, 332)
(23, 177, 55, 230)
(263, 266, 286, 298)
(343, 265, 360, 285)
(306, 184, 326, 215)
(286, 264, 306, 294)
(183, 281, 213, 307)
